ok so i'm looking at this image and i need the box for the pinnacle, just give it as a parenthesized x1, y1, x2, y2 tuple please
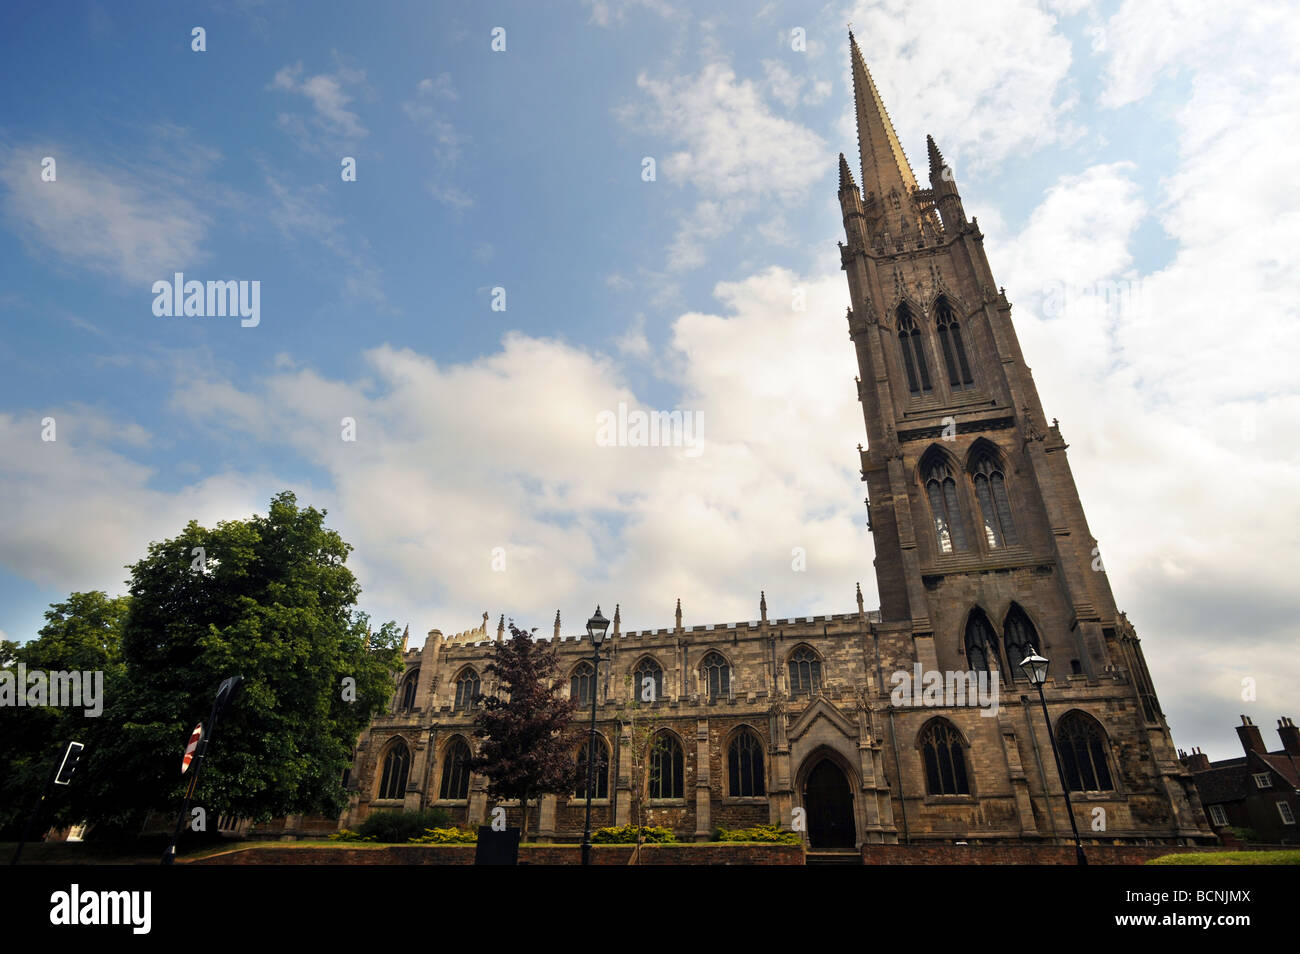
(838, 152, 858, 194)
(926, 134, 946, 180)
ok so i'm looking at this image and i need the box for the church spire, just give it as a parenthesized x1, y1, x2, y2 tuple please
(848, 31, 918, 208)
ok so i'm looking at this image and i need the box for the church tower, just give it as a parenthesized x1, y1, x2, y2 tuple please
(839, 32, 1209, 841)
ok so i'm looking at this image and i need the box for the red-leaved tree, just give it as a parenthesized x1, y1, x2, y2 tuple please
(468, 622, 581, 842)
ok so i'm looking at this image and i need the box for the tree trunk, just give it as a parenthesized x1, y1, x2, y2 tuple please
(521, 791, 531, 843)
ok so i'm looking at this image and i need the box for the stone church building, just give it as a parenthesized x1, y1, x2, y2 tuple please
(341, 35, 1212, 850)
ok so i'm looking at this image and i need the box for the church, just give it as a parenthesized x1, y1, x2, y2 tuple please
(339, 35, 1213, 851)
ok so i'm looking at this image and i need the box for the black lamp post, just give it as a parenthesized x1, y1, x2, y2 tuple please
(580, 606, 612, 866)
(1019, 647, 1087, 866)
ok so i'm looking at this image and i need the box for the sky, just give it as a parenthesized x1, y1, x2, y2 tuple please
(1, 0, 1297, 762)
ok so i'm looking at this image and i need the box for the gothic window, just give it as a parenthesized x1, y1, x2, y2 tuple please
(897, 305, 933, 396)
(453, 668, 480, 711)
(964, 610, 1000, 674)
(1055, 712, 1115, 792)
(633, 657, 664, 704)
(889, 189, 901, 211)
(1002, 605, 1037, 680)
(788, 646, 822, 696)
(649, 732, 685, 799)
(919, 720, 970, 795)
(700, 652, 730, 701)
(377, 739, 410, 800)
(570, 660, 595, 707)
(923, 454, 968, 554)
(575, 737, 610, 799)
(970, 450, 1017, 548)
(399, 669, 419, 711)
(439, 738, 472, 799)
(728, 729, 766, 797)
(935, 298, 975, 389)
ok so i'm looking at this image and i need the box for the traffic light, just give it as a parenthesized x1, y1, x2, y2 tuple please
(53, 741, 85, 786)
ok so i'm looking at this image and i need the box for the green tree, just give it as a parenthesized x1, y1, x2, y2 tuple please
(75, 491, 404, 834)
(0, 591, 128, 835)
(469, 622, 581, 842)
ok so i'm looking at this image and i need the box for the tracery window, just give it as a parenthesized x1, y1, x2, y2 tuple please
(924, 455, 968, 554)
(897, 305, 933, 396)
(1002, 605, 1037, 680)
(570, 660, 595, 707)
(935, 298, 975, 389)
(575, 737, 610, 799)
(964, 610, 1000, 674)
(728, 729, 766, 797)
(788, 646, 822, 696)
(377, 740, 410, 800)
(453, 668, 480, 711)
(649, 732, 684, 799)
(919, 720, 970, 795)
(439, 738, 472, 799)
(632, 657, 664, 704)
(1056, 712, 1115, 792)
(971, 451, 1017, 548)
(399, 669, 419, 711)
(700, 652, 730, 701)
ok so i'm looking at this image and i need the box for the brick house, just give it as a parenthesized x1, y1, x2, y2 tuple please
(1180, 717, 1300, 844)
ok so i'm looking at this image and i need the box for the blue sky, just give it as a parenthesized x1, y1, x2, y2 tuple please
(2, 0, 1298, 760)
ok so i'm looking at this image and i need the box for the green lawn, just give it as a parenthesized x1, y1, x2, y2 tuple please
(1147, 849, 1300, 865)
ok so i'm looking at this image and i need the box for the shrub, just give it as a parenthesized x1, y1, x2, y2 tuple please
(357, 809, 453, 843)
(591, 825, 676, 844)
(715, 824, 800, 844)
(329, 829, 376, 842)
(409, 827, 478, 844)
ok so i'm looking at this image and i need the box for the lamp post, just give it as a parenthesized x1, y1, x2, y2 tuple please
(581, 606, 612, 866)
(1019, 647, 1087, 866)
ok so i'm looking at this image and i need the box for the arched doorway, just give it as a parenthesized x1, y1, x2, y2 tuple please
(803, 758, 855, 849)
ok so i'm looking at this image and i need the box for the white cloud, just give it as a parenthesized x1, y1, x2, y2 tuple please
(0, 145, 208, 285)
(842, 0, 1080, 173)
(270, 62, 369, 154)
(619, 62, 829, 270)
(583, 0, 679, 28)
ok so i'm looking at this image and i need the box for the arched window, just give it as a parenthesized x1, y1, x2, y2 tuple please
(923, 453, 968, 554)
(453, 668, 480, 711)
(649, 732, 684, 799)
(377, 740, 410, 800)
(728, 729, 766, 797)
(935, 298, 975, 389)
(897, 305, 933, 396)
(971, 449, 1017, 548)
(439, 738, 472, 799)
(575, 736, 610, 799)
(632, 657, 663, 704)
(1056, 712, 1115, 792)
(919, 720, 970, 795)
(399, 669, 419, 711)
(570, 661, 596, 707)
(1003, 604, 1037, 681)
(788, 646, 822, 696)
(700, 652, 730, 701)
(964, 610, 1000, 674)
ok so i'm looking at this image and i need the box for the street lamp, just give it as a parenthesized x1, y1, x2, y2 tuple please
(1019, 647, 1087, 866)
(581, 606, 612, 866)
